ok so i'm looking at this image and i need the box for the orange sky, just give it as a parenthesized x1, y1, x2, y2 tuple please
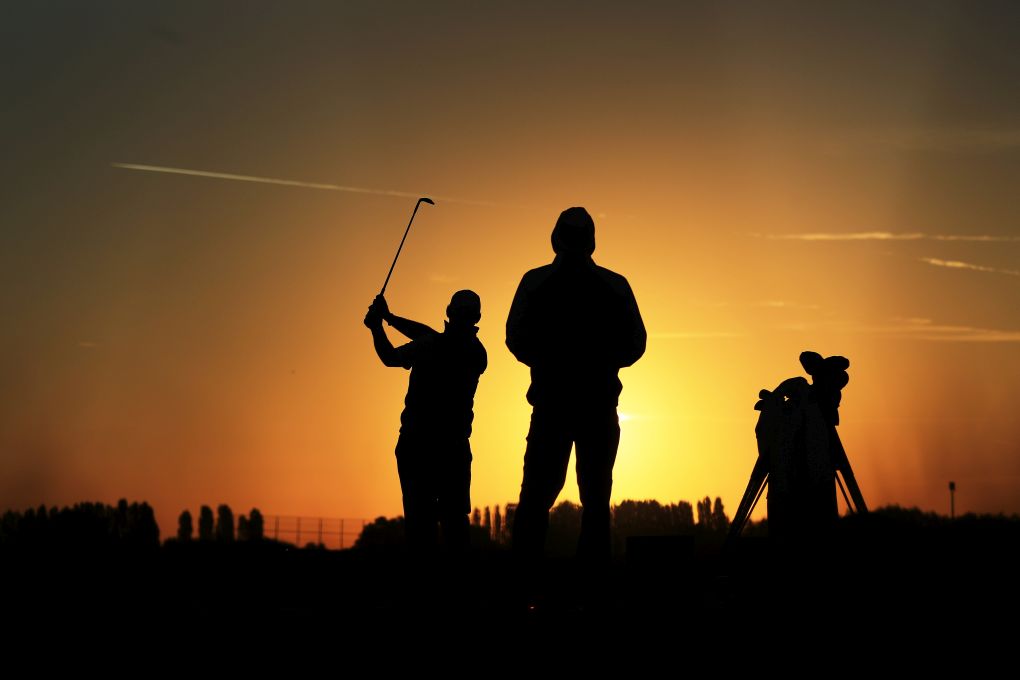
(2, 2, 1018, 535)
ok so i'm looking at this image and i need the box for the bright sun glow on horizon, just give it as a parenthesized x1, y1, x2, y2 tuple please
(2, 3, 1019, 537)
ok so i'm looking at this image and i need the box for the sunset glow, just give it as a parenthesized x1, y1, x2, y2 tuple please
(3, 2, 1018, 535)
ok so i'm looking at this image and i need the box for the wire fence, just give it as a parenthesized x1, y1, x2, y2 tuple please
(262, 516, 368, 550)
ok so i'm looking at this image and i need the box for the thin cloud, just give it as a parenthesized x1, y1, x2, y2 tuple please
(764, 232, 926, 241)
(824, 127, 1020, 153)
(689, 299, 731, 308)
(881, 319, 1020, 343)
(755, 300, 821, 310)
(920, 257, 1020, 277)
(77, 341, 99, 348)
(111, 163, 507, 208)
(651, 331, 743, 339)
(789, 318, 1020, 343)
(931, 235, 1020, 242)
(429, 273, 458, 284)
(660, 318, 1020, 342)
(691, 299, 820, 310)
(883, 128, 1020, 151)
(760, 232, 1020, 242)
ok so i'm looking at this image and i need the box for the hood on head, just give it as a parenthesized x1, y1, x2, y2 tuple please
(551, 207, 595, 258)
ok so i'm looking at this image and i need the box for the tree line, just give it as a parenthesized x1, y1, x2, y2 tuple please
(1, 496, 742, 554)
(357, 496, 735, 552)
(0, 501, 270, 552)
(1, 499, 160, 552)
(173, 505, 265, 543)
(5, 498, 1018, 555)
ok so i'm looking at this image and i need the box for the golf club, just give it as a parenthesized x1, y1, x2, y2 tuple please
(380, 197, 434, 295)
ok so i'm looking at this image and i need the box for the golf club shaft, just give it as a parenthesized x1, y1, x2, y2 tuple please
(380, 198, 433, 295)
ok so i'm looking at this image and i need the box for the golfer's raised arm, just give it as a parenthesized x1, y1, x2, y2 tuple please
(364, 300, 402, 367)
(371, 294, 435, 340)
(369, 325, 402, 367)
(386, 314, 436, 340)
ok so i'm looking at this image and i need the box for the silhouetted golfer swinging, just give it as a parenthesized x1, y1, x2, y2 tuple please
(365, 291, 487, 552)
(507, 207, 646, 562)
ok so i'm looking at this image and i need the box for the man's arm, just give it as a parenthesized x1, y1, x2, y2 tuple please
(506, 275, 537, 367)
(507, 266, 560, 367)
(599, 271, 646, 368)
(372, 295, 437, 340)
(370, 325, 404, 368)
(365, 305, 403, 367)
(618, 278, 646, 368)
(386, 313, 436, 341)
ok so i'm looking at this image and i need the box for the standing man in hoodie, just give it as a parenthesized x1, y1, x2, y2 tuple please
(506, 207, 646, 563)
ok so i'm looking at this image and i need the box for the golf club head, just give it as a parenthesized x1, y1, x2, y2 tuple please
(418, 197, 435, 206)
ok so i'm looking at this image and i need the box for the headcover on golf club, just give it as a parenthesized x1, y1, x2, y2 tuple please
(799, 350, 850, 426)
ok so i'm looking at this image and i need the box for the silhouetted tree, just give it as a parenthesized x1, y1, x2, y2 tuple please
(547, 501, 583, 556)
(354, 516, 405, 549)
(1, 510, 17, 542)
(712, 497, 729, 533)
(114, 498, 129, 540)
(484, 506, 491, 535)
(676, 501, 695, 528)
(614, 500, 693, 535)
(216, 505, 234, 542)
(177, 510, 193, 541)
(696, 497, 711, 527)
(248, 509, 264, 541)
(133, 502, 160, 547)
(237, 514, 249, 541)
(610, 500, 699, 556)
(493, 505, 503, 543)
(198, 505, 214, 541)
(472, 507, 481, 527)
(0, 501, 158, 552)
(504, 503, 517, 537)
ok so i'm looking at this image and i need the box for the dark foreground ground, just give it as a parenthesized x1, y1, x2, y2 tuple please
(3, 509, 1018, 663)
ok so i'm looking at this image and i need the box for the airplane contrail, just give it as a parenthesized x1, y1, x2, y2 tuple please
(111, 162, 506, 207)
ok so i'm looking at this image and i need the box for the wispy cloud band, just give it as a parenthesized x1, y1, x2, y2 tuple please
(828, 127, 1020, 153)
(870, 318, 1020, 342)
(761, 232, 1020, 242)
(778, 318, 1020, 343)
(691, 299, 820, 310)
(920, 257, 1020, 277)
(651, 331, 743, 340)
